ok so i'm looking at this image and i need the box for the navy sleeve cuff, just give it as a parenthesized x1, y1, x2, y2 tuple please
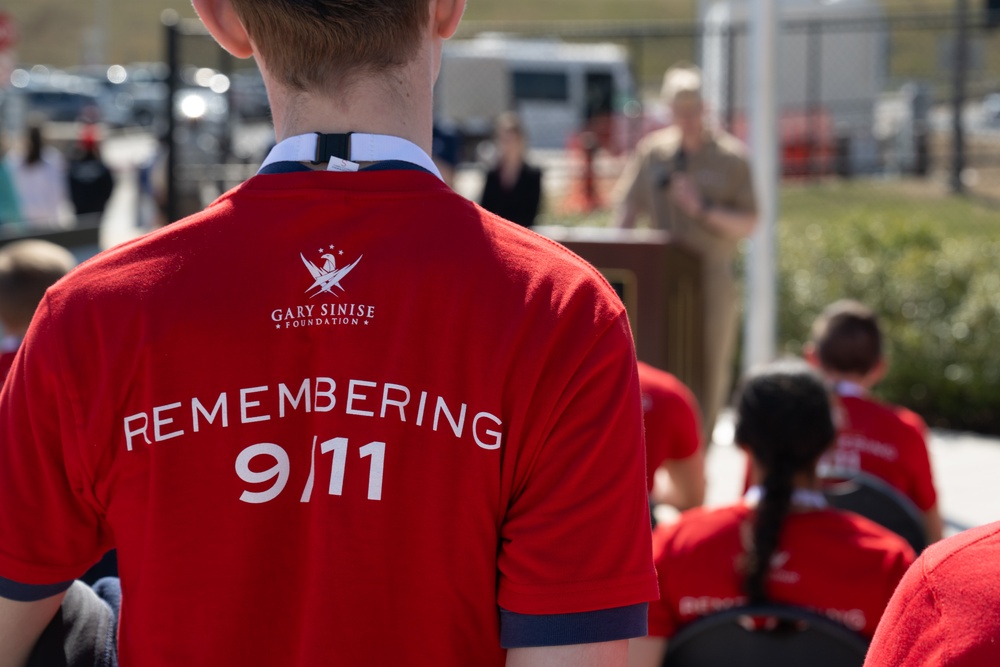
(500, 603, 648, 648)
(0, 575, 74, 602)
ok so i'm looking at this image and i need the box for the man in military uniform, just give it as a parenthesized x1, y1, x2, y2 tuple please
(615, 64, 757, 440)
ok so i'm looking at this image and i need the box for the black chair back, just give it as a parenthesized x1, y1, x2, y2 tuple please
(663, 604, 869, 667)
(821, 469, 928, 554)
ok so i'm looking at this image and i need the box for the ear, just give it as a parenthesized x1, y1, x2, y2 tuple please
(192, 0, 254, 59)
(432, 0, 467, 40)
(866, 358, 888, 386)
(803, 343, 820, 368)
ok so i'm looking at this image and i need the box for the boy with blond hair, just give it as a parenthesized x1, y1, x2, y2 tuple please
(0, 2, 658, 666)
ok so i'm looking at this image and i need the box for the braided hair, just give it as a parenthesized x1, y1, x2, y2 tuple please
(734, 360, 836, 605)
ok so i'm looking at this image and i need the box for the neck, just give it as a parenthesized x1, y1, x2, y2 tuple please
(748, 460, 821, 492)
(500, 154, 523, 173)
(791, 470, 821, 491)
(264, 50, 436, 155)
(822, 370, 874, 392)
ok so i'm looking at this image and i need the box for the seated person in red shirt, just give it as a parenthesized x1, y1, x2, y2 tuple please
(638, 361, 705, 511)
(864, 520, 1000, 666)
(629, 360, 915, 667)
(0, 240, 75, 385)
(806, 300, 943, 543)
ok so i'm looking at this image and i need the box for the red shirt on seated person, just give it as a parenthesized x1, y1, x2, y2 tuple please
(629, 360, 915, 667)
(806, 300, 942, 543)
(638, 361, 705, 510)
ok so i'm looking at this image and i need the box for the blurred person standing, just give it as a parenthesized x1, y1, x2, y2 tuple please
(480, 112, 543, 228)
(67, 125, 115, 225)
(8, 124, 73, 230)
(614, 64, 757, 440)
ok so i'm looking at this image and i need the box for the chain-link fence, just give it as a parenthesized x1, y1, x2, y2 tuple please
(161, 9, 1000, 221)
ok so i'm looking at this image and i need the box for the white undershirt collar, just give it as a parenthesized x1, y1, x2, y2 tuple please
(834, 380, 868, 398)
(259, 132, 443, 181)
(744, 485, 828, 510)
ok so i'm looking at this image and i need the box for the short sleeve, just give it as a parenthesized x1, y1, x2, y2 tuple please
(497, 311, 658, 616)
(897, 411, 937, 512)
(647, 524, 680, 638)
(864, 556, 946, 666)
(642, 374, 701, 493)
(903, 425, 937, 512)
(0, 296, 112, 588)
(647, 383, 701, 463)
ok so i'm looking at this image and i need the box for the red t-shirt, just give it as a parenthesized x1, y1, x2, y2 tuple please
(821, 393, 937, 511)
(865, 521, 1000, 666)
(0, 169, 658, 665)
(637, 361, 701, 493)
(0, 349, 16, 386)
(648, 504, 915, 639)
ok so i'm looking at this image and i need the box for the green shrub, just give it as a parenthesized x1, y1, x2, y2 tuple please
(778, 183, 1000, 433)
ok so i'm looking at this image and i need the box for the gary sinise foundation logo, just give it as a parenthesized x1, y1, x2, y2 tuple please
(271, 243, 376, 330)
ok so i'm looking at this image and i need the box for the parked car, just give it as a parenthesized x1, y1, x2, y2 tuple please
(7, 66, 131, 126)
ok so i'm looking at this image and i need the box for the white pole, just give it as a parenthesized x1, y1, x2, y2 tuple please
(743, 0, 779, 371)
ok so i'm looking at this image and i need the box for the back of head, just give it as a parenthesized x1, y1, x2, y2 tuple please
(734, 359, 836, 604)
(229, 0, 431, 91)
(810, 300, 882, 375)
(661, 63, 703, 107)
(0, 241, 77, 335)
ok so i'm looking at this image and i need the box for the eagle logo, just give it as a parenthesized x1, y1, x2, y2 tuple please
(300, 248, 363, 298)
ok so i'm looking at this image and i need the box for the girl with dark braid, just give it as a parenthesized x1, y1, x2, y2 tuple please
(629, 360, 916, 667)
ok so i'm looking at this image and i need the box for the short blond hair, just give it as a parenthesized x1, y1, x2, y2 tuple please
(229, 0, 431, 91)
(0, 240, 76, 331)
(661, 64, 703, 106)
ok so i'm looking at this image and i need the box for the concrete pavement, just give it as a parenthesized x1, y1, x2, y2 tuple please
(703, 411, 1000, 538)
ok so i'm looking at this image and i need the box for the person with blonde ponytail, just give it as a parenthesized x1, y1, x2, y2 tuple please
(628, 360, 915, 667)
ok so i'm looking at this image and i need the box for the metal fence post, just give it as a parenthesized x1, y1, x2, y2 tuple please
(807, 19, 821, 179)
(951, 0, 969, 194)
(163, 10, 180, 223)
(724, 23, 736, 133)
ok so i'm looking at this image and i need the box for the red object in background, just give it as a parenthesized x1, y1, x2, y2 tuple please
(730, 108, 837, 178)
(0, 12, 17, 54)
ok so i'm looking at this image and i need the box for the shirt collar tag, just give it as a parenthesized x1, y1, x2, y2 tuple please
(259, 132, 442, 181)
(328, 156, 360, 172)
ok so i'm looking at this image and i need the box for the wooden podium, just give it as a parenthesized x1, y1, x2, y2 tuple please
(537, 226, 706, 410)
